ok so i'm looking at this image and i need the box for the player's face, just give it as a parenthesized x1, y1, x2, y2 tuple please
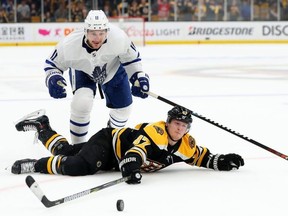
(86, 29, 107, 49)
(166, 119, 188, 141)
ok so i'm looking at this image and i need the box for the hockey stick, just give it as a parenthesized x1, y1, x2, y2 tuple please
(25, 175, 130, 208)
(147, 91, 288, 161)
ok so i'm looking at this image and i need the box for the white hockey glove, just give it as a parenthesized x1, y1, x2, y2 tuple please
(129, 72, 149, 98)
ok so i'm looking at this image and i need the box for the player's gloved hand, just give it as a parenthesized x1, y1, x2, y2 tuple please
(47, 74, 67, 99)
(119, 154, 142, 184)
(130, 72, 149, 99)
(126, 170, 142, 184)
(211, 153, 244, 171)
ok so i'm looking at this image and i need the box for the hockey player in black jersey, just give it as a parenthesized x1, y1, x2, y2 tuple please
(11, 106, 244, 184)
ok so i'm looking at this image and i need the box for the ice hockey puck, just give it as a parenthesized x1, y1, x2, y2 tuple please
(116, 199, 124, 211)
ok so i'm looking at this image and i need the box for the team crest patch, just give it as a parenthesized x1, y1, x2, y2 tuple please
(153, 125, 164, 135)
(182, 110, 188, 115)
(96, 161, 102, 168)
(188, 136, 195, 148)
(91, 63, 107, 84)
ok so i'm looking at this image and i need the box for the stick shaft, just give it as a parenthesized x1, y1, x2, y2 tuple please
(147, 91, 288, 160)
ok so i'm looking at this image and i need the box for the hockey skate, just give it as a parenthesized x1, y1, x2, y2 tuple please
(11, 159, 37, 174)
(14, 109, 51, 132)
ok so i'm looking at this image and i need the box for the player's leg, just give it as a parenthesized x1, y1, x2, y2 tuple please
(36, 128, 115, 175)
(102, 66, 133, 128)
(78, 128, 118, 172)
(69, 69, 96, 144)
(15, 110, 83, 156)
(12, 128, 116, 175)
(11, 155, 90, 175)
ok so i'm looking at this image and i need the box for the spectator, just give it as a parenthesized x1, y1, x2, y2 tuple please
(157, 0, 170, 21)
(81, 3, 88, 19)
(71, 0, 85, 22)
(240, 0, 251, 21)
(281, 0, 288, 20)
(193, 0, 207, 21)
(103, 3, 114, 17)
(0, 7, 9, 22)
(4, 0, 14, 22)
(128, 0, 140, 17)
(51, 0, 60, 14)
(177, 0, 194, 21)
(138, 0, 149, 21)
(117, 0, 129, 17)
(17, 0, 30, 22)
(54, 2, 69, 21)
(205, 0, 217, 21)
(150, 0, 159, 17)
(228, 0, 240, 21)
(269, 2, 278, 20)
(43, 0, 51, 14)
(44, 10, 54, 22)
(214, 0, 224, 21)
(1, 0, 8, 8)
(30, 2, 39, 17)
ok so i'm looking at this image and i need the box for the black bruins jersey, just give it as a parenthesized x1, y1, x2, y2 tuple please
(112, 121, 211, 172)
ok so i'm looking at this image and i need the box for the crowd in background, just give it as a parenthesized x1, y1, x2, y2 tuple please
(0, 0, 287, 23)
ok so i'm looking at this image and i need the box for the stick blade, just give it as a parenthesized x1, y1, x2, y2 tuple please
(25, 175, 53, 208)
(25, 175, 61, 208)
(25, 175, 35, 187)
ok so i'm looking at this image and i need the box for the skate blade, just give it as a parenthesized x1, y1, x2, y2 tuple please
(4, 165, 11, 173)
(14, 109, 46, 125)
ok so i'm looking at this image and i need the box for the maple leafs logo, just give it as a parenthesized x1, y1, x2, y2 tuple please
(91, 63, 107, 84)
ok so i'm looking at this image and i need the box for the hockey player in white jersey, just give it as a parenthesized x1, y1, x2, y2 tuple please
(44, 10, 150, 144)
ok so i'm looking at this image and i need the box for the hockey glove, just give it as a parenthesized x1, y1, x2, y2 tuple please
(47, 74, 67, 99)
(130, 72, 149, 98)
(210, 153, 244, 171)
(119, 153, 142, 184)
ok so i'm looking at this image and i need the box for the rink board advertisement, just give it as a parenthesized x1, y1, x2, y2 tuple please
(0, 21, 288, 46)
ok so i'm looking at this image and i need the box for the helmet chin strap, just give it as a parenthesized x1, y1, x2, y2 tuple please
(166, 125, 190, 144)
(165, 126, 181, 143)
(84, 37, 93, 49)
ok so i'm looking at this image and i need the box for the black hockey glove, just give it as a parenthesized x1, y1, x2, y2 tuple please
(46, 73, 67, 99)
(119, 153, 142, 184)
(210, 153, 244, 171)
(130, 72, 149, 99)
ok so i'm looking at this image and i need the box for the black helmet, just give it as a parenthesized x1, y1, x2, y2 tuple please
(167, 106, 192, 128)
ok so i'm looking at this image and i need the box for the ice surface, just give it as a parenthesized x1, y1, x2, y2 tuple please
(1, 44, 288, 215)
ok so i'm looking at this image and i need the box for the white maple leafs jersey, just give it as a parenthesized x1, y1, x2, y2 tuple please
(44, 24, 143, 85)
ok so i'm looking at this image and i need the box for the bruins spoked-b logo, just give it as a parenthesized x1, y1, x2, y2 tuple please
(181, 110, 188, 118)
(96, 161, 102, 168)
(153, 125, 164, 135)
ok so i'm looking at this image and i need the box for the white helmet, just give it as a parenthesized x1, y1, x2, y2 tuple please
(84, 10, 109, 31)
